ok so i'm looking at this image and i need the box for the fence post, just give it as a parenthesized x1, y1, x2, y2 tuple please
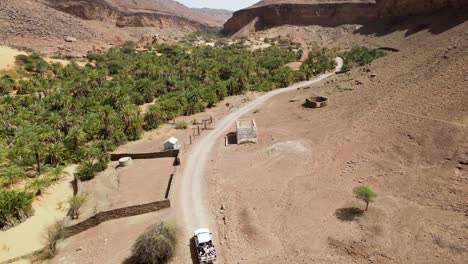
(189, 135, 192, 145)
(197, 126, 200, 135)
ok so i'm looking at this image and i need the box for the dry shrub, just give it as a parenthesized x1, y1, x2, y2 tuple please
(132, 222, 179, 264)
(68, 195, 86, 220)
(43, 220, 65, 258)
(175, 121, 188, 130)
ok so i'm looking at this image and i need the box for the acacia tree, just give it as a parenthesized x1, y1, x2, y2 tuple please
(353, 185, 377, 211)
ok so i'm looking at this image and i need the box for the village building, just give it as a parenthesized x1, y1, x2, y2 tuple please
(163, 137, 179, 151)
(236, 119, 257, 144)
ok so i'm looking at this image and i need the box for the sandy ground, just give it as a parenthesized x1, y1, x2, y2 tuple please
(206, 16, 468, 264)
(0, 46, 25, 71)
(54, 210, 172, 264)
(0, 165, 76, 263)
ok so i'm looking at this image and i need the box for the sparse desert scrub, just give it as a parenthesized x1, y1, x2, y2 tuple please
(132, 222, 179, 264)
(0, 189, 34, 230)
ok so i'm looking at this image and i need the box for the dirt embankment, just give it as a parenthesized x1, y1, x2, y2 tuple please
(211, 12, 468, 264)
(224, 0, 467, 35)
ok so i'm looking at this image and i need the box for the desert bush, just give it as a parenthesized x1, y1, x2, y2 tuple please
(175, 121, 189, 130)
(0, 189, 34, 229)
(67, 195, 86, 220)
(43, 220, 65, 258)
(353, 185, 377, 211)
(132, 222, 179, 264)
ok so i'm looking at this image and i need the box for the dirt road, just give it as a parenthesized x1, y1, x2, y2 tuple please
(178, 58, 343, 233)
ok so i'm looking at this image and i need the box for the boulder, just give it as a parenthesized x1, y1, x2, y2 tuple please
(64, 36, 77, 42)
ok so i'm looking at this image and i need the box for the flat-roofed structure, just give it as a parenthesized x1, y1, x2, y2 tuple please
(236, 119, 257, 144)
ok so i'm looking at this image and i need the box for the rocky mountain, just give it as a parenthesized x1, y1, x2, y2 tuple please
(47, 0, 231, 28)
(0, 0, 231, 55)
(224, 0, 467, 34)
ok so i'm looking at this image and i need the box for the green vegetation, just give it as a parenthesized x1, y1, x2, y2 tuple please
(341, 46, 386, 71)
(0, 189, 34, 229)
(300, 49, 337, 79)
(26, 176, 51, 196)
(0, 165, 24, 187)
(67, 195, 86, 220)
(353, 185, 377, 211)
(183, 27, 224, 43)
(175, 121, 189, 130)
(132, 222, 179, 264)
(46, 166, 70, 182)
(0, 41, 353, 228)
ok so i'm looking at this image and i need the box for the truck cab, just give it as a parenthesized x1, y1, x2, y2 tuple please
(194, 228, 217, 264)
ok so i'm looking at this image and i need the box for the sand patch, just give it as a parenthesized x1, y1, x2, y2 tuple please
(0, 165, 76, 262)
(0, 46, 25, 71)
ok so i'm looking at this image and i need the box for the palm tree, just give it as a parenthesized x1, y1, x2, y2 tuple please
(47, 165, 70, 182)
(65, 126, 87, 152)
(120, 104, 142, 140)
(45, 143, 67, 166)
(0, 166, 24, 186)
(26, 176, 51, 196)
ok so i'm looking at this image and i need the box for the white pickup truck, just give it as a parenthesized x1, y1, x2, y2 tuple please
(194, 228, 217, 264)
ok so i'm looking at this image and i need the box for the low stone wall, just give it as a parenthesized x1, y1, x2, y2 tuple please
(110, 150, 179, 161)
(63, 199, 171, 238)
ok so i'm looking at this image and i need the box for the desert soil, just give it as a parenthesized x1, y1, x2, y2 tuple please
(206, 15, 468, 264)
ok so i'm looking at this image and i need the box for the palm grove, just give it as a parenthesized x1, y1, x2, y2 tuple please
(0, 41, 382, 229)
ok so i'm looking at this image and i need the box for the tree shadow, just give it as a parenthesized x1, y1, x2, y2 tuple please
(335, 207, 364, 222)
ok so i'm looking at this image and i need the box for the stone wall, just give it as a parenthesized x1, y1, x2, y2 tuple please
(236, 120, 258, 144)
(63, 199, 171, 238)
(110, 150, 179, 161)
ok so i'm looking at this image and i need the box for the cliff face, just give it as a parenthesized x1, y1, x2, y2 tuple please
(224, 0, 467, 34)
(46, 0, 209, 30)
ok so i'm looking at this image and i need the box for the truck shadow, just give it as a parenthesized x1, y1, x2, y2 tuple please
(190, 237, 200, 264)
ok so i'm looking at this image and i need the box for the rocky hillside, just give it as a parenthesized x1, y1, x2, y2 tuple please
(0, 0, 231, 55)
(224, 0, 467, 34)
(48, 0, 230, 27)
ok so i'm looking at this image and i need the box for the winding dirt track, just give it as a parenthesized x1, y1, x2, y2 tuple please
(178, 58, 343, 232)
